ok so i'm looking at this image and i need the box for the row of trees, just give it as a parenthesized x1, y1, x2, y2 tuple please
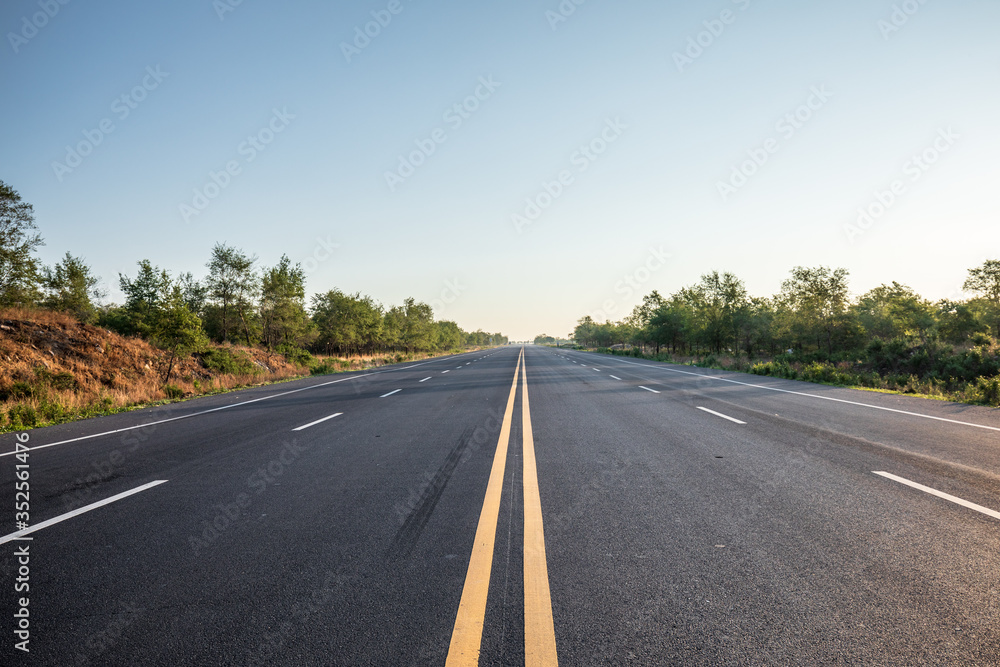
(573, 265, 1000, 358)
(0, 181, 507, 361)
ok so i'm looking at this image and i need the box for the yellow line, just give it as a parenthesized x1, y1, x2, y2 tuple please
(446, 348, 523, 666)
(521, 352, 559, 665)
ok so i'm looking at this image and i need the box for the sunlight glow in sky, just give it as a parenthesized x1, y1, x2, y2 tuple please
(3, 0, 998, 341)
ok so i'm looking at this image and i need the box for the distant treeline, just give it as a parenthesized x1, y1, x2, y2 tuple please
(568, 264, 1000, 404)
(0, 181, 507, 360)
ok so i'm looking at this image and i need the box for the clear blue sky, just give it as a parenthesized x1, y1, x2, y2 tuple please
(3, 0, 998, 341)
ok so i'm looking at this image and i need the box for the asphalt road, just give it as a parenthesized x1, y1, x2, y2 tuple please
(2, 345, 1000, 665)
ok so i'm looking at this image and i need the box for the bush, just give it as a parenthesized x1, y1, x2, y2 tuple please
(971, 332, 993, 347)
(198, 348, 259, 375)
(36, 368, 77, 390)
(96, 306, 139, 337)
(277, 343, 314, 367)
(695, 355, 719, 368)
(968, 375, 1000, 406)
(37, 399, 65, 421)
(6, 381, 36, 400)
(751, 361, 798, 380)
(310, 361, 337, 376)
(163, 384, 184, 399)
(8, 404, 37, 429)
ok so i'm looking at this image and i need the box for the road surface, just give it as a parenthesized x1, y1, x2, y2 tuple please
(2, 346, 1000, 665)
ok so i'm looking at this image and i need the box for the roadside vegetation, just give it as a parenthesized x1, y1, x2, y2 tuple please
(0, 180, 507, 432)
(562, 265, 1000, 408)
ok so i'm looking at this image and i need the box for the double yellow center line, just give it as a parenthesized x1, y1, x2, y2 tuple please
(446, 348, 558, 666)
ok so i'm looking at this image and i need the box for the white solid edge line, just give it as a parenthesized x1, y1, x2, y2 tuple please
(697, 406, 747, 425)
(292, 412, 343, 431)
(0, 372, 376, 458)
(872, 471, 1000, 521)
(0, 480, 169, 545)
(419, 377, 432, 382)
(610, 358, 1000, 433)
(0, 349, 471, 458)
(639, 386, 660, 394)
(381, 389, 402, 398)
(609, 375, 622, 380)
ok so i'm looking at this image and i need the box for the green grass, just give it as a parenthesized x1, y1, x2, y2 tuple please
(590, 348, 1000, 409)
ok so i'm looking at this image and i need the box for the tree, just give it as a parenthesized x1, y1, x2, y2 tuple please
(573, 316, 597, 347)
(648, 295, 694, 354)
(41, 252, 105, 322)
(742, 297, 778, 356)
(382, 306, 404, 352)
(177, 272, 208, 317)
(963, 259, 1000, 338)
(780, 266, 851, 354)
(691, 271, 747, 353)
(260, 255, 313, 349)
(936, 299, 986, 344)
(400, 297, 434, 352)
(152, 284, 208, 383)
(311, 289, 383, 355)
(434, 320, 464, 350)
(854, 282, 934, 342)
(0, 181, 44, 307)
(118, 260, 172, 336)
(627, 291, 666, 352)
(206, 243, 258, 344)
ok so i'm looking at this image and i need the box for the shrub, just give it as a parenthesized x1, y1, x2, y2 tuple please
(38, 399, 65, 421)
(971, 332, 993, 347)
(969, 376, 1000, 406)
(198, 348, 259, 375)
(7, 381, 36, 400)
(310, 361, 337, 376)
(696, 355, 719, 368)
(163, 384, 184, 399)
(277, 343, 314, 367)
(750, 361, 798, 380)
(35, 368, 77, 391)
(8, 405, 37, 429)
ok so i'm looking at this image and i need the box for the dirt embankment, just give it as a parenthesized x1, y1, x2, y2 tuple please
(0, 307, 307, 430)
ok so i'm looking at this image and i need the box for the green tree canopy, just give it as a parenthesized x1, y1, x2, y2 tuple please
(0, 180, 43, 307)
(206, 243, 258, 344)
(964, 259, 1000, 337)
(41, 252, 105, 323)
(260, 255, 313, 349)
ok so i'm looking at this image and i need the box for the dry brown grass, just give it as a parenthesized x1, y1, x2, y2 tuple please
(0, 308, 310, 430)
